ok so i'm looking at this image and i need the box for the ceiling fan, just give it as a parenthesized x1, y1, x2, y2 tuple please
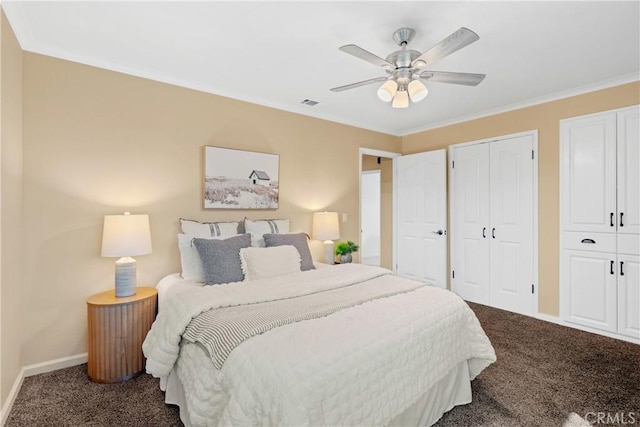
(330, 27, 486, 108)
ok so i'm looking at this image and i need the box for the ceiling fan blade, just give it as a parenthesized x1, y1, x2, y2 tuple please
(412, 27, 479, 69)
(419, 71, 486, 86)
(330, 76, 388, 92)
(339, 44, 395, 70)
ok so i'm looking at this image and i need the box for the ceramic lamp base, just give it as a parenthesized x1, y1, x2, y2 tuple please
(115, 257, 137, 297)
(323, 240, 335, 265)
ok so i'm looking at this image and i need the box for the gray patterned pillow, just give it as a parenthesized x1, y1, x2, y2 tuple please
(263, 233, 316, 271)
(193, 234, 251, 285)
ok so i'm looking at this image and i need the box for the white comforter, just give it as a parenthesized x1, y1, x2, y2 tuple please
(143, 264, 496, 426)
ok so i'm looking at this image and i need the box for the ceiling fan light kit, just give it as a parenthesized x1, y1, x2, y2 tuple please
(408, 79, 429, 103)
(377, 79, 398, 102)
(331, 27, 486, 109)
(392, 88, 409, 109)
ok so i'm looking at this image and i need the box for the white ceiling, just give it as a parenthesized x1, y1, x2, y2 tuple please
(3, 1, 639, 136)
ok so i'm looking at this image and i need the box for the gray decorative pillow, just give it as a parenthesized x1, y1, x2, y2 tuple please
(263, 233, 316, 271)
(193, 234, 251, 285)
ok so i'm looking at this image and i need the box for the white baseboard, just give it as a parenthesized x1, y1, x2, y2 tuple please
(536, 313, 640, 345)
(1, 353, 87, 426)
(22, 353, 87, 378)
(1, 367, 25, 427)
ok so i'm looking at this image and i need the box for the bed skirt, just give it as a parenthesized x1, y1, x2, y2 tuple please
(160, 357, 472, 427)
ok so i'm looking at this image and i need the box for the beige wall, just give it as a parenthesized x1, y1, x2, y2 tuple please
(0, 9, 23, 408)
(20, 52, 400, 365)
(2, 13, 638, 374)
(362, 155, 393, 269)
(402, 81, 640, 316)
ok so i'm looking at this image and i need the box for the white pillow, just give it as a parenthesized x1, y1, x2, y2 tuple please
(244, 218, 290, 247)
(178, 233, 238, 282)
(180, 218, 240, 238)
(239, 245, 301, 281)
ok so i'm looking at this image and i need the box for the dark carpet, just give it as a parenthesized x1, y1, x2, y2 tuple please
(6, 303, 640, 426)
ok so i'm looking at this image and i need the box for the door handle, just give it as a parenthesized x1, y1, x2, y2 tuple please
(620, 261, 624, 276)
(620, 212, 624, 227)
(482, 227, 486, 238)
(610, 260, 615, 275)
(492, 228, 496, 239)
(610, 212, 614, 227)
(431, 229, 444, 236)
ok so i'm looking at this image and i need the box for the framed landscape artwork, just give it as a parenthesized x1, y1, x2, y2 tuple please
(203, 146, 280, 209)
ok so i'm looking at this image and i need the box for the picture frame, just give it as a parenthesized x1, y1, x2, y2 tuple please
(203, 146, 280, 209)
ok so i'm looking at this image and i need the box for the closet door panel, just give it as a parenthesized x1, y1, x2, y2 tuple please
(617, 254, 640, 338)
(563, 249, 617, 333)
(489, 135, 534, 315)
(451, 144, 490, 304)
(561, 113, 617, 233)
(617, 107, 640, 235)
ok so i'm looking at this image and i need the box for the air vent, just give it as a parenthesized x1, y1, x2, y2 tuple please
(300, 99, 319, 106)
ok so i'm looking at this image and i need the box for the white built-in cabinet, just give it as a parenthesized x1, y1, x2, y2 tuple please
(560, 105, 640, 340)
(450, 132, 536, 316)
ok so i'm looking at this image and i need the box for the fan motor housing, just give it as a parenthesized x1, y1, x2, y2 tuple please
(386, 49, 421, 69)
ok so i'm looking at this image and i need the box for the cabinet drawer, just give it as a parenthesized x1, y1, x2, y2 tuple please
(563, 231, 616, 253)
(618, 234, 640, 256)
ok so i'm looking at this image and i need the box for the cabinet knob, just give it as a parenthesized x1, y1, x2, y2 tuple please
(581, 238, 596, 244)
(620, 261, 625, 276)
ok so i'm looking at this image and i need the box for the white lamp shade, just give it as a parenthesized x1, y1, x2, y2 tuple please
(377, 79, 398, 102)
(101, 213, 152, 257)
(408, 79, 429, 102)
(312, 212, 340, 241)
(392, 89, 409, 109)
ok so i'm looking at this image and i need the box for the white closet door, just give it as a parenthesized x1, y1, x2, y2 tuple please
(451, 144, 490, 303)
(563, 249, 618, 333)
(396, 150, 447, 287)
(617, 107, 640, 235)
(618, 253, 640, 338)
(561, 113, 617, 233)
(489, 135, 534, 315)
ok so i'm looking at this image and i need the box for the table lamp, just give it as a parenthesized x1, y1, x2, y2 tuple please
(313, 212, 340, 265)
(101, 212, 152, 297)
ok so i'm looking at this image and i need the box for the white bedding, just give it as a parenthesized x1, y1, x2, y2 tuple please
(144, 264, 496, 426)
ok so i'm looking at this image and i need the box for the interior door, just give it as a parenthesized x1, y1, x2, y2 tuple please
(489, 135, 534, 315)
(451, 144, 490, 303)
(396, 149, 447, 288)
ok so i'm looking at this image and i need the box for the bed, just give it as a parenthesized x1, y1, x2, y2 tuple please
(142, 219, 496, 426)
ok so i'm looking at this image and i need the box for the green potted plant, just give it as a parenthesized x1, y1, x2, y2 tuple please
(335, 241, 359, 264)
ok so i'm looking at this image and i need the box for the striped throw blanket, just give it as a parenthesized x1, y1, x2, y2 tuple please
(182, 277, 425, 369)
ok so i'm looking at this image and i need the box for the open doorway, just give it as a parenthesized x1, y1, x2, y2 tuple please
(360, 150, 398, 270)
(361, 170, 381, 266)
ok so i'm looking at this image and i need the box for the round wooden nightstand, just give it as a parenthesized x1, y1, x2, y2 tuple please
(86, 287, 157, 383)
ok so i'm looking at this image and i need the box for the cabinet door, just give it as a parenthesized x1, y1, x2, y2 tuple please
(561, 113, 617, 233)
(562, 249, 617, 333)
(617, 107, 640, 235)
(489, 135, 534, 315)
(617, 254, 640, 338)
(451, 143, 490, 304)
